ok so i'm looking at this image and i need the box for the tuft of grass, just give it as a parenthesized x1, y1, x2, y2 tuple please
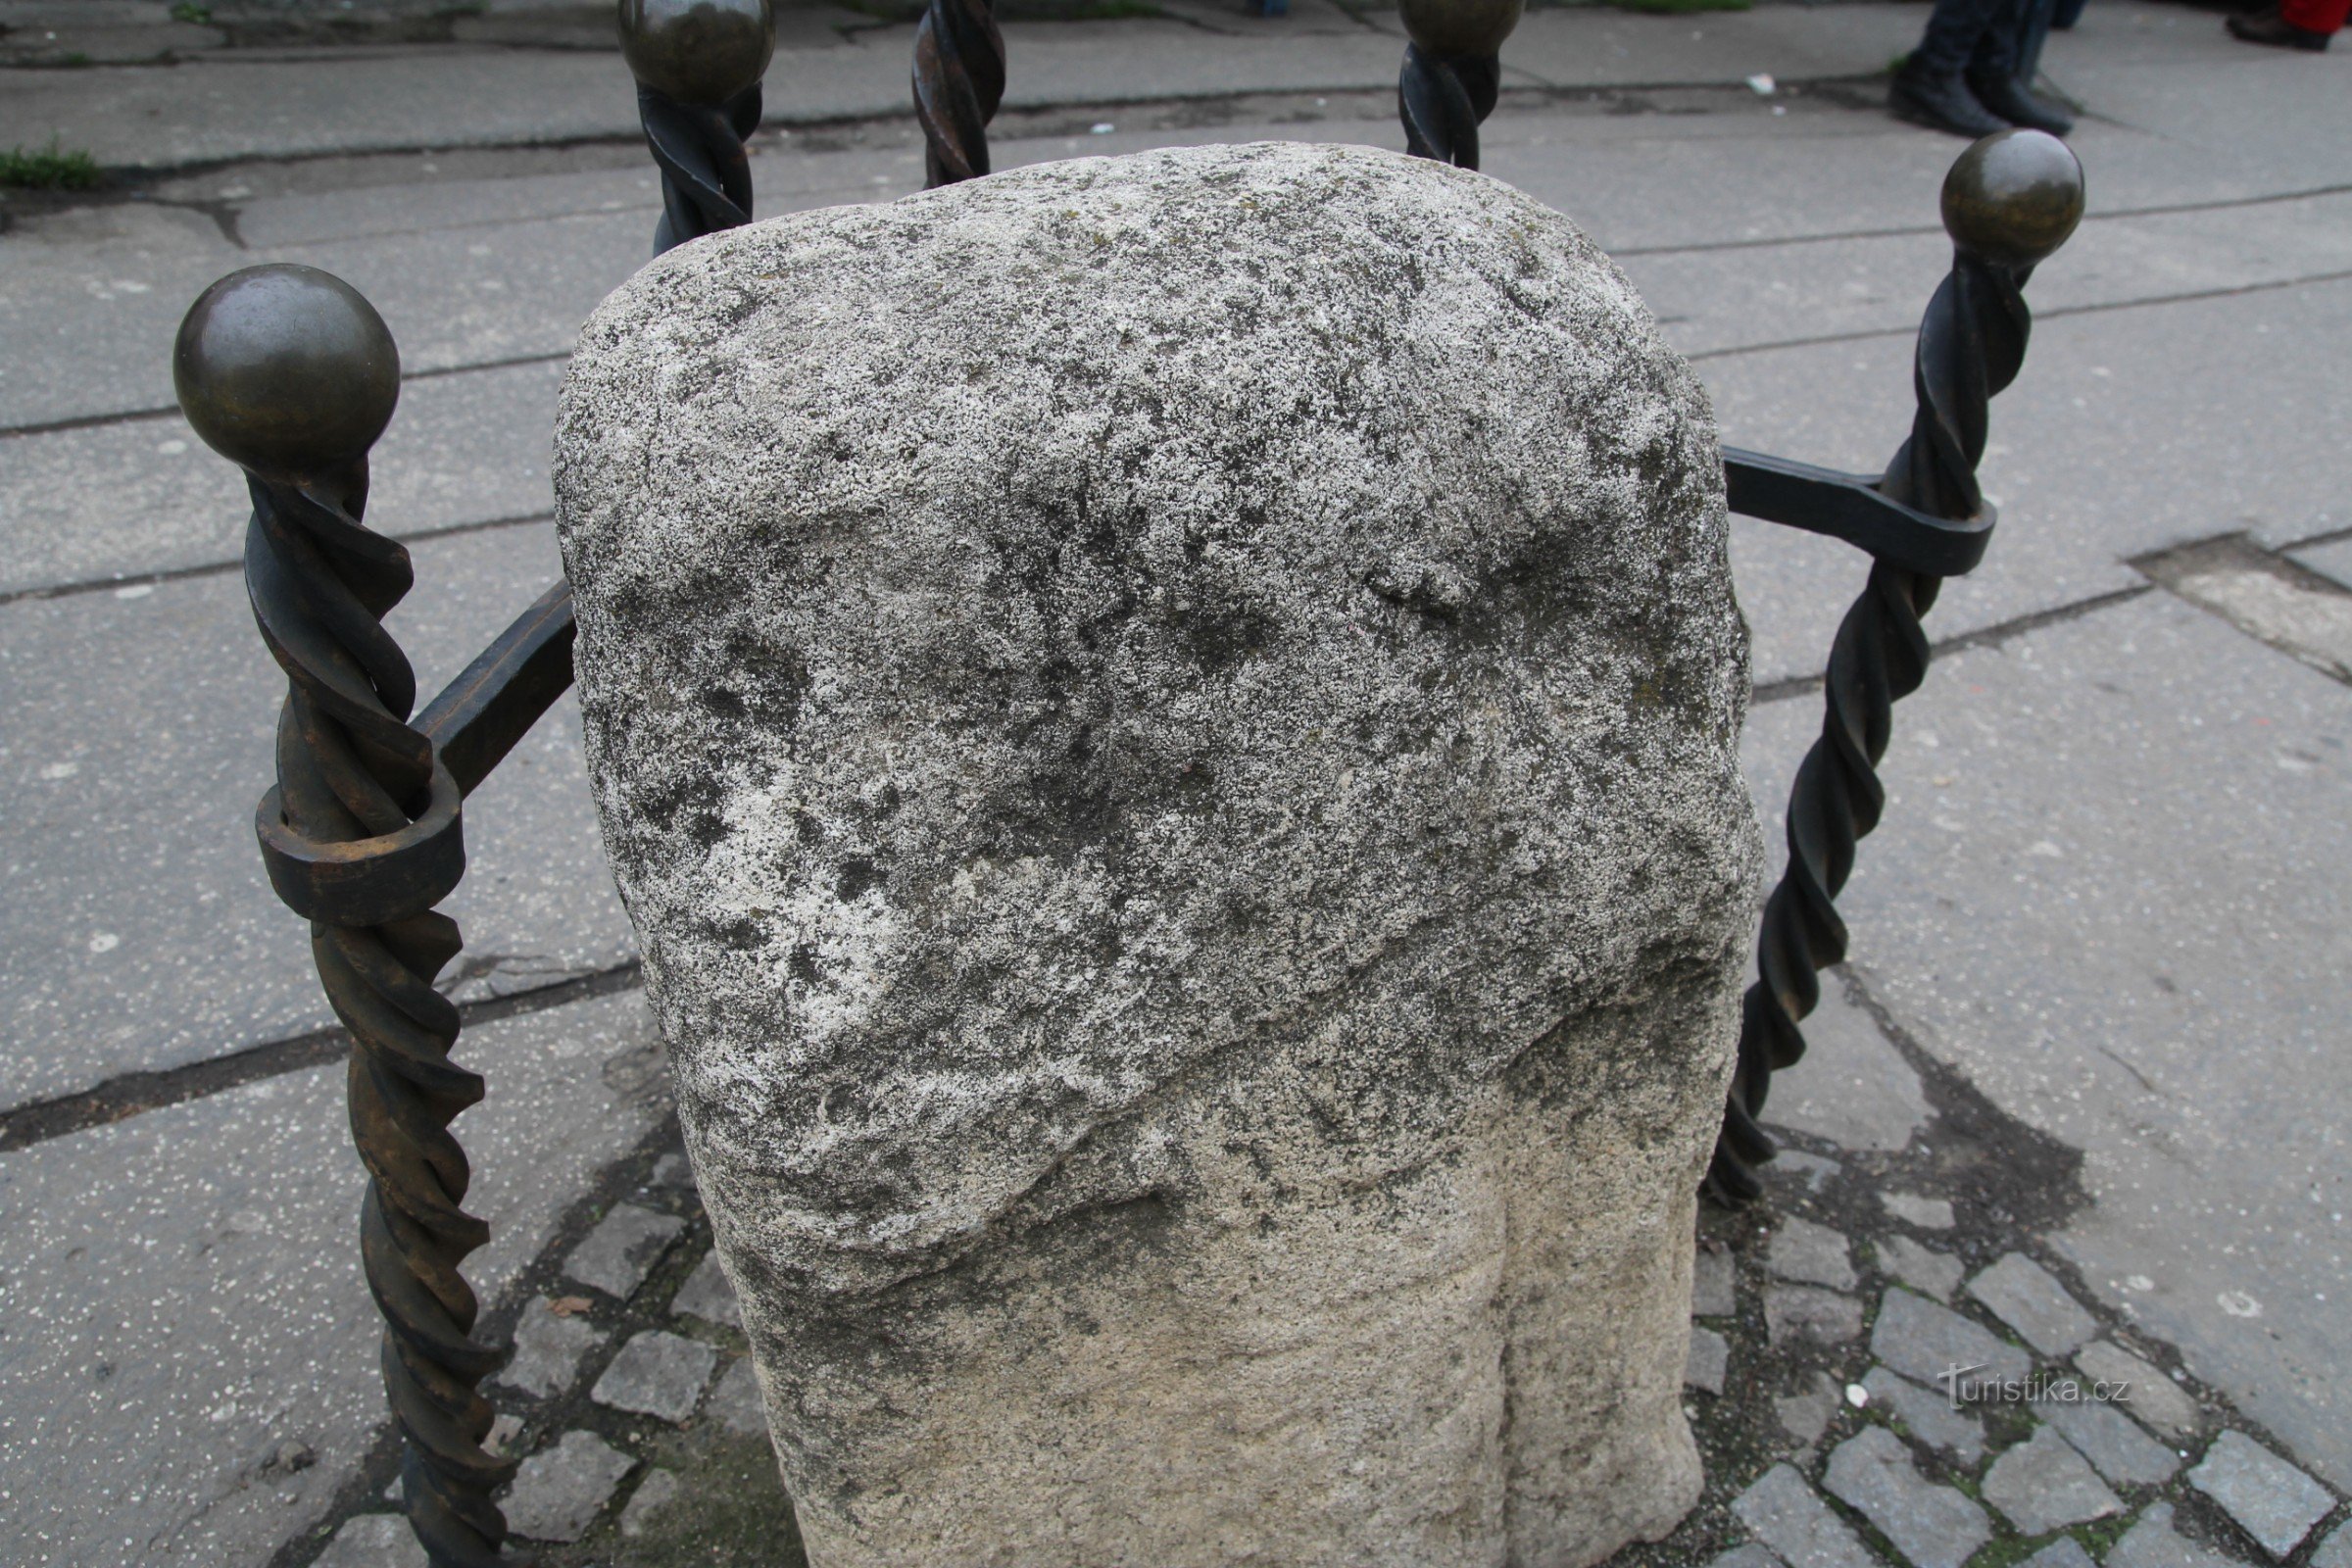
(0, 138, 103, 190)
(170, 1, 214, 20)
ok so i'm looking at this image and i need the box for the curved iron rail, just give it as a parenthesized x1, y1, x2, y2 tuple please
(915, 0, 1004, 187)
(1708, 131, 2084, 1203)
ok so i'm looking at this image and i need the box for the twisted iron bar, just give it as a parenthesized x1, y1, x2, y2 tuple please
(638, 81, 762, 252)
(245, 466, 509, 1565)
(1707, 251, 2035, 1204)
(914, 0, 1004, 187)
(1399, 45, 1500, 170)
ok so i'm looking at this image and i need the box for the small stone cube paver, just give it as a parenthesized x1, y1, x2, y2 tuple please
(485, 1412, 524, 1456)
(1880, 1192, 1954, 1230)
(592, 1329, 719, 1424)
(1771, 1151, 1840, 1192)
(1823, 1425, 1991, 1568)
(1731, 1463, 1877, 1568)
(2075, 1339, 2202, 1440)
(502, 1431, 637, 1544)
(1982, 1425, 2124, 1534)
(2188, 1430, 2337, 1560)
(710, 1355, 768, 1437)
(1706, 1547, 1784, 1568)
(1870, 1288, 2032, 1390)
(1860, 1366, 1986, 1464)
(314, 1513, 427, 1568)
(1686, 1325, 1730, 1395)
(1693, 1244, 1737, 1317)
(1966, 1252, 2098, 1357)
(1776, 1373, 1840, 1447)
(2311, 1520, 2352, 1568)
(495, 1297, 605, 1399)
(619, 1467, 681, 1539)
(1877, 1234, 1964, 1300)
(2023, 1540, 2098, 1568)
(1764, 1285, 1862, 1346)
(670, 1249, 742, 1329)
(1768, 1216, 1857, 1291)
(2040, 1395, 2180, 1486)
(564, 1202, 686, 1299)
(651, 1152, 695, 1191)
(2108, 1501, 2239, 1568)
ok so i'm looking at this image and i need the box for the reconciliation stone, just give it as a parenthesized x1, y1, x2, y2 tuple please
(2039, 1396, 2180, 1487)
(314, 1513, 428, 1568)
(2108, 1502, 2239, 1568)
(591, 1331, 718, 1425)
(1982, 1426, 2123, 1534)
(709, 1356, 768, 1439)
(1822, 1425, 1990, 1568)
(494, 1297, 605, 1400)
(1693, 1244, 1737, 1318)
(670, 1250, 742, 1329)
(1686, 1327, 1730, 1396)
(502, 1430, 636, 1544)
(1870, 1289, 2032, 1391)
(1731, 1464, 1876, 1568)
(1768, 1216, 1857, 1291)
(619, 1468, 681, 1539)
(1766, 1286, 1863, 1346)
(563, 1202, 685, 1301)
(1876, 1234, 1963, 1301)
(2187, 1431, 2335, 1560)
(559, 141, 1759, 1568)
(1860, 1366, 1985, 1464)
(1966, 1252, 2097, 1357)
(1880, 1192, 1954, 1230)
(2073, 1340, 2202, 1441)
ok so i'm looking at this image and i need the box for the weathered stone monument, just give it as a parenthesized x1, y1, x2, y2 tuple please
(556, 140, 1761, 1567)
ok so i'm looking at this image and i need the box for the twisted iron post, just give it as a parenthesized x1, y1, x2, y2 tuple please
(176, 265, 508, 1567)
(620, 0, 775, 252)
(1397, 0, 1520, 169)
(1708, 130, 2086, 1204)
(914, 0, 1004, 187)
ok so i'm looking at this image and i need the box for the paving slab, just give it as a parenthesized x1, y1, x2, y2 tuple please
(1768, 1216, 1858, 1291)
(1869, 1289, 2032, 1390)
(2075, 1339, 2206, 1443)
(502, 1429, 635, 1544)
(1967, 1252, 2099, 1358)
(1861, 1366, 1987, 1464)
(312, 1512, 427, 1568)
(1822, 1424, 1991, 1568)
(1693, 1242, 1738, 1318)
(2109, 1501, 2245, 1568)
(2025, 1541, 2098, 1568)
(1876, 1235, 1963, 1302)
(1687, 1326, 1731, 1396)
(2188, 1430, 2337, 1560)
(563, 1201, 684, 1301)
(2040, 1395, 2181, 1488)
(617, 1466, 681, 1539)
(1764, 1284, 1863, 1347)
(2314, 1519, 2352, 1568)
(1983, 1425, 2126, 1534)
(1776, 1373, 1841, 1448)
(1878, 1192, 1955, 1231)
(1755, 978, 1927, 1154)
(493, 1296, 605, 1400)
(669, 1249, 741, 1330)
(0, 520, 633, 1111)
(1731, 1462, 1877, 1568)
(0, 987, 668, 1568)
(708, 1355, 767, 1439)
(591, 1330, 718, 1425)
(1741, 591, 2352, 1489)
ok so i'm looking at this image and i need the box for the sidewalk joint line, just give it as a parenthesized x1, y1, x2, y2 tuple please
(1751, 581, 2153, 704)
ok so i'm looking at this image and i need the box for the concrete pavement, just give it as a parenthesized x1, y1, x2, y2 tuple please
(1, 3, 2348, 1563)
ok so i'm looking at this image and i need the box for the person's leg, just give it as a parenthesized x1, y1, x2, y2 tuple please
(1967, 0, 2077, 134)
(2229, 0, 2341, 49)
(1894, 0, 2013, 136)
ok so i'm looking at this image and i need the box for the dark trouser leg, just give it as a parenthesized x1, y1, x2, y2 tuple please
(1912, 0, 2010, 77)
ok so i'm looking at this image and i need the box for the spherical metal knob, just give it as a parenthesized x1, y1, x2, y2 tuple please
(173, 264, 400, 477)
(1399, 0, 1523, 58)
(1940, 128, 2085, 270)
(619, 0, 775, 107)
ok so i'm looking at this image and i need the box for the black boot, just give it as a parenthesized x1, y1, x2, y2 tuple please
(2228, 6, 2330, 48)
(1967, 69, 2077, 134)
(1889, 64, 2011, 138)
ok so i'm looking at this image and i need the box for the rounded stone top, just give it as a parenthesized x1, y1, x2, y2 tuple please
(1940, 128, 2085, 269)
(173, 263, 400, 476)
(1398, 0, 1524, 58)
(619, 0, 775, 106)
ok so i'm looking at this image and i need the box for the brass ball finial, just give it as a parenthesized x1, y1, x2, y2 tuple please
(173, 264, 400, 477)
(619, 0, 776, 106)
(1940, 128, 2085, 270)
(1398, 0, 1523, 58)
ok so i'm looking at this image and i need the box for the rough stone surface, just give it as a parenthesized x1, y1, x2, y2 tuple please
(563, 1203, 685, 1300)
(2187, 1431, 2336, 1560)
(1822, 1425, 1991, 1568)
(1966, 1252, 2098, 1357)
(710, 1356, 769, 1439)
(590, 1331, 719, 1425)
(495, 1298, 606, 1400)
(1730, 1464, 1875, 1568)
(1686, 1326, 1730, 1396)
(1764, 1285, 1863, 1346)
(1870, 1289, 2033, 1391)
(313, 1513, 428, 1568)
(2074, 1340, 2203, 1441)
(670, 1250, 743, 1329)
(1767, 1216, 1856, 1291)
(502, 1431, 636, 1544)
(1876, 1235, 1963, 1301)
(1879, 1192, 1954, 1230)
(619, 1468, 681, 1539)
(1860, 1367, 1985, 1464)
(2024, 1541, 2098, 1568)
(1982, 1426, 2124, 1534)
(2040, 1396, 2181, 1487)
(558, 142, 1757, 1568)
(2108, 1502, 2240, 1568)
(1692, 1244, 1737, 1318)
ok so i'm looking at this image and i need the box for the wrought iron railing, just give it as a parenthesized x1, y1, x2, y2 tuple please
(170, 0, 2083, 1555)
